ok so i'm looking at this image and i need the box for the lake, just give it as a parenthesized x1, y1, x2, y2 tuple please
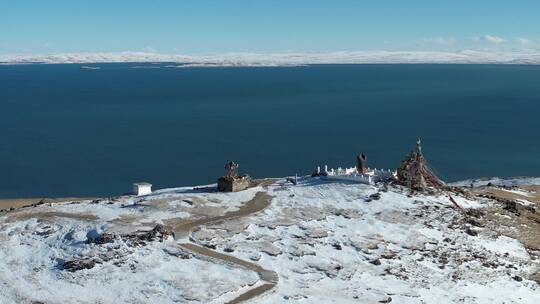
(1, 63, 539, 198)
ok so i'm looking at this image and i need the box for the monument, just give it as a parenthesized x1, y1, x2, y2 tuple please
(217, 161, 251, 192)
(396, 138, 445, 190)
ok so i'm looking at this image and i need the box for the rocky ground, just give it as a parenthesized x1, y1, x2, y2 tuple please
(0, 177, 539, 303)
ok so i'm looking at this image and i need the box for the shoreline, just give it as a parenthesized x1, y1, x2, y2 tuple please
(1, 175, 538, 211)
(0, 178, 277, 212)
(0, 197, 98, 211)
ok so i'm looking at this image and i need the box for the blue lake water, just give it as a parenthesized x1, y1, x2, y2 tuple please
(1, 63, 539, 198)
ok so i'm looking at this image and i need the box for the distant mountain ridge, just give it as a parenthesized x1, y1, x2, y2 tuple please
(2, 50, 540, 65)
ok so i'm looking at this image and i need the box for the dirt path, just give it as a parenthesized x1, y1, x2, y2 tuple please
(173, 191, 273, 239)
(176, 191, 278, 304)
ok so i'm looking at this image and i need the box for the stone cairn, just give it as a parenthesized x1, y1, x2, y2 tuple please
(396, 138, 446, 191)
(217, 161, 250, 192)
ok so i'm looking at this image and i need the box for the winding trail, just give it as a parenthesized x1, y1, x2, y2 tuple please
(174, 191, 278, 304)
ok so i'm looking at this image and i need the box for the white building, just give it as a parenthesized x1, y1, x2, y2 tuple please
(133, 182, 152, 196)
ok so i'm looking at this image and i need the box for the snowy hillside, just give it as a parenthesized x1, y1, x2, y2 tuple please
(0, 177, 539, 303)
(1, 50, 540, 66)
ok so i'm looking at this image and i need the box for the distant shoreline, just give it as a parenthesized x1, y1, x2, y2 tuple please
(0, 197, 98, 211)
(1, 50, 540, 65)
(2, 62, 540, 67)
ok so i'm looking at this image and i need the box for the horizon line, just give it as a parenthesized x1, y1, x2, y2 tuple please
(1, 49, 540, 65)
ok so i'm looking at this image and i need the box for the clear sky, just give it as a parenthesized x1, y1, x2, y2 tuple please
(1, 0, 539, 54)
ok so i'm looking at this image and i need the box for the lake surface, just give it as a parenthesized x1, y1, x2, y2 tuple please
(1, 63, 539, 198)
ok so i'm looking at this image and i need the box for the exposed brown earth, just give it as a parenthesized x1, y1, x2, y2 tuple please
(482, 186, 540, 204)
(5, 210, 99, 222)
(470, 185, 540, 283)
(0, 197, 97, 211)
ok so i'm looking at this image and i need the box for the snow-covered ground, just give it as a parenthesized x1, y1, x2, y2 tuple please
(0, 218, 258, 303)
(191, 178, 540, 303)
(0, 185, 264, 304)
(0, 177, 539, 303)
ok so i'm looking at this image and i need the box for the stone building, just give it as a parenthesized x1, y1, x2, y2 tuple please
(217, 161, 251, 192)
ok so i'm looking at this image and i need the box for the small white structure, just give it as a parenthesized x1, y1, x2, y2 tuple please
(133, 182, 152, 196)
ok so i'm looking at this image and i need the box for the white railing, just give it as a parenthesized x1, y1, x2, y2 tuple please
(317, 164, 396, 184)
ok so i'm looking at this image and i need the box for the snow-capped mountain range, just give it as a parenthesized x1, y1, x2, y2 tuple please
(1, 50, 540, 66)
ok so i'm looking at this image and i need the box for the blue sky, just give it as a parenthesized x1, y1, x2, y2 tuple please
(1, 0, 539, 54)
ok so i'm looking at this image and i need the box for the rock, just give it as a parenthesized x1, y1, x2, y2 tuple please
(259, 243, 282, 256)
(164, 248, 192, 259)
(369, 192, 382, 200)
(249, 252, 262, 261)
(125, 224, 175, 243)
(259, 218, 298, 230)
(86, 233, 116, 244)
(35, 229, 55, 236)
(332, 243, 342, 250)
(465, 209, 484, 218)
(62, 258, 99, 272)
(482, 262, 498, 268)
(310, 262, 342, 278)
(465, 228, 478, 236)
(182, 199, 194, 206)
(466, 217, 484, 227)
(381, 251, 397, 259)
(151, 224, 175, 239)
(37, 198, 55, 205)
(439, 255, 449, 265)
(203, 243, 217, 249)
(367, 243, 379, 250)
(289, 245, 316, 257)
(306, 229, 328, 239)
(513, 275, 523, 282)
(370, 259, 381, 266)
(524, 206, 536, 213)
(503, 201, 520, 215)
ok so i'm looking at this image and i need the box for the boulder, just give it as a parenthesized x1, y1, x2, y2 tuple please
(62, 258, 99, 272)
